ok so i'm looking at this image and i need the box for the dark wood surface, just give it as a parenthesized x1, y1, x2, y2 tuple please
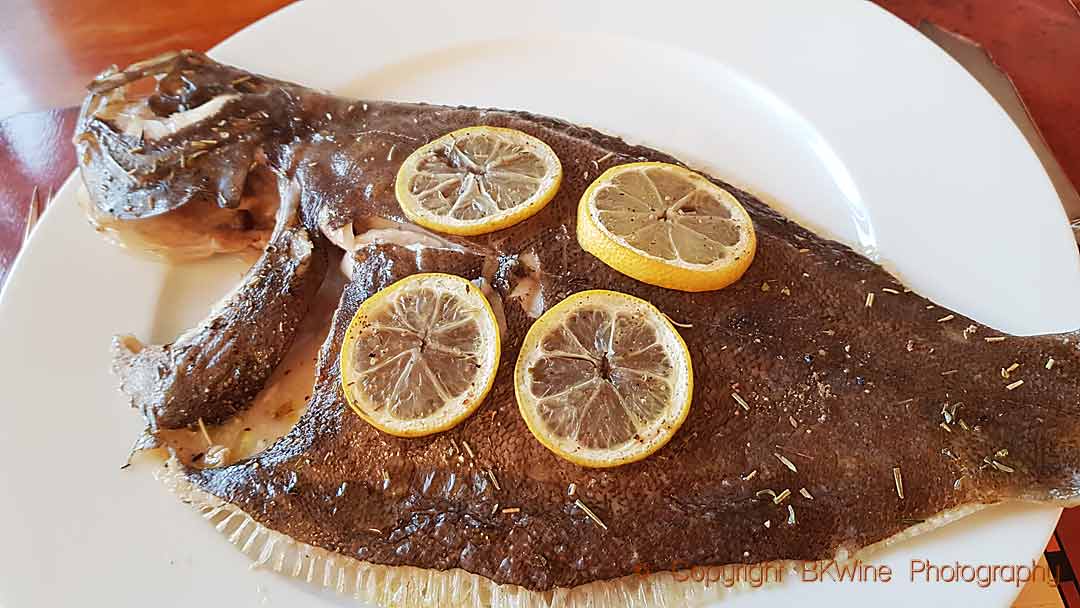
(1, 3, 1078, 604)
(0, 0, 290, 117)
(0, 0, 291, 286)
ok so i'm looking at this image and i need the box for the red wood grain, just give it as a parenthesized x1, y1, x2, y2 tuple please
(1, 3, 1079, 604)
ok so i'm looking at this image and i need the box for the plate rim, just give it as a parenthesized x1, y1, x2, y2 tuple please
(0, 2, 1066, 606)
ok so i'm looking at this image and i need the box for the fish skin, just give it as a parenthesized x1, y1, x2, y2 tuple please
(78, 51, 1080, 591)
(112, 219, 328, 430)
(76, 51, 280, 220)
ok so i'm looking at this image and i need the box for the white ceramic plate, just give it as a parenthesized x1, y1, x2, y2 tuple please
(2, 1, 1076, 606)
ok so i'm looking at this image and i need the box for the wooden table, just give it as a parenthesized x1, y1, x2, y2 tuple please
(1, 1, 1078, 605)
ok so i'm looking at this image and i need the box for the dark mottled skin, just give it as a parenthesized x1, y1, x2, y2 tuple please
(112, 222, 328, 430)
(79, 52, 1080, 591)
(76, 51, 289, 219)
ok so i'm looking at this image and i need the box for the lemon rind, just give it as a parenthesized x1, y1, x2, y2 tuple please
(577, 162, 756, 292)
(394, 126, 563, 236)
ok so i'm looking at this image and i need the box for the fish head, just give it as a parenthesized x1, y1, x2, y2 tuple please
(73, 50, 295, 257)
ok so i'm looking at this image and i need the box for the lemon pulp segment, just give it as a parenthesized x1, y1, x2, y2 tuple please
(577, 162, 756, 292)
(514, 290, 693, 467)
(340, 273, 500, 437)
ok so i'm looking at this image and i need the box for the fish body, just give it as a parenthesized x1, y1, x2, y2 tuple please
(77, 51, 1080, 602)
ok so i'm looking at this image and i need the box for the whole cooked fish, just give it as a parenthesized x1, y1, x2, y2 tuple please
(76, 51, 1080, 607)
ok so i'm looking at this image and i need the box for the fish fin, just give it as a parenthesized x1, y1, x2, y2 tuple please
(156, 459, 732, 608)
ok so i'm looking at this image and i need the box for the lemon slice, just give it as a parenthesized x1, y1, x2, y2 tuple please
(577, 162, 756, 292)
(395, 126, 563, 235)
(514, 290, 693, 467)
(340, 273, 500, 437)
